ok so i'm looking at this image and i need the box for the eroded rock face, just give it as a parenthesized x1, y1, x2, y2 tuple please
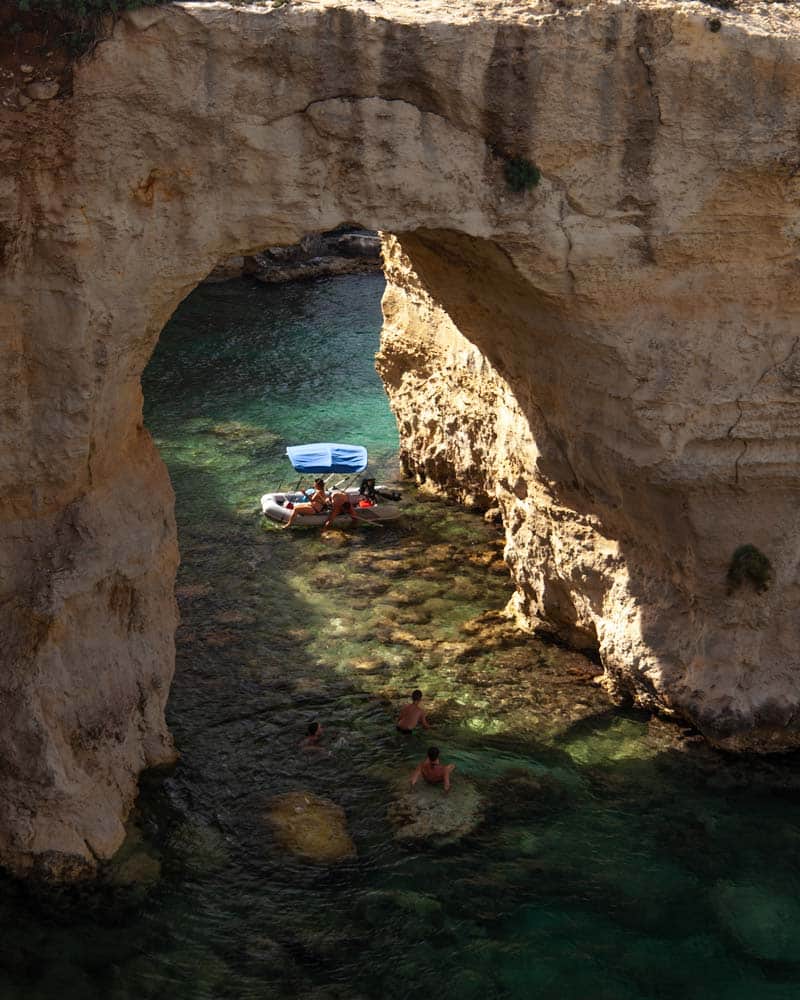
(1, 0, 800, 876)
(377, 224, 800, 751)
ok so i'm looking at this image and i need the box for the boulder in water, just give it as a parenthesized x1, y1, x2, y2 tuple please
(712, 880, 800, 963)
(266, 791, 357, 862)
(387, 777, 483, 846)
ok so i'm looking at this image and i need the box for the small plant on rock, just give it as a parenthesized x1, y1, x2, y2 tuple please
(727, 544, 773, 595)
(503, 156, 541, 194)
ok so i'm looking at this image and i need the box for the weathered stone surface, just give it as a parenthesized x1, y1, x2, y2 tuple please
(388, 777, 483, 845)
(265, 791, 357, 862)
(24, 79, 58, 101)
(2, 0, 800, 876)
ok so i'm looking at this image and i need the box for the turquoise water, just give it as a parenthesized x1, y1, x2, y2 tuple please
(4, 274, 800, 998)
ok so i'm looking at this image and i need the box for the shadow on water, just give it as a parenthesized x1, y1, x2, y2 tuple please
(6, 275, 800, 1000)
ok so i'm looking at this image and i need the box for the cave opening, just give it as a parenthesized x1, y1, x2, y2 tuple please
(141, 228, 400, 531)
(138, 225, 527, 760)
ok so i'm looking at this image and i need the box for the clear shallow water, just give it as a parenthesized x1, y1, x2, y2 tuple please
(5, 275, 800, 998)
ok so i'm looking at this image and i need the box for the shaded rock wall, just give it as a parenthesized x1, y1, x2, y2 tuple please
(378, 215, 800, 752)
(205, 229, 381, 283)
(2, 0, 800, 875)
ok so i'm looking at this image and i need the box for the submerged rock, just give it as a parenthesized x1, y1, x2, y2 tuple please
(204, 421, 279, 448)
(487, 769, 571, 821)
(167, 820, 230, 874)
(108, 823, 162, 888)
(318, 529, 351, 548)
(350, 658, 385, 674)
(265, 791, 357, 862)
(357, 889, 444, 935)
(395, 606, 433, 625)
(712, 880, 800, 963)
(387, 777, 483, 846)
(113, 851, 161, 887)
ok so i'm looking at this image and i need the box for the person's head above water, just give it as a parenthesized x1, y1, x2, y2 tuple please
(427, 746, 440, 762)
(412, 690, 423, 703)
(307, 721, 321, 737)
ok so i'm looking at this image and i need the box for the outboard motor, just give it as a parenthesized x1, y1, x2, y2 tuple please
(359, 477, 401, 503)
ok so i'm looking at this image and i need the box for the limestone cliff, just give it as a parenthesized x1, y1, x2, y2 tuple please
(2, 0, 800, 876)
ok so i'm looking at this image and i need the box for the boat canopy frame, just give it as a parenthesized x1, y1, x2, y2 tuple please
(285, 443, 368, 475)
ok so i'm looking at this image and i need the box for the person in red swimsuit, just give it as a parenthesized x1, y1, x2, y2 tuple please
(410, 746, 454, 794)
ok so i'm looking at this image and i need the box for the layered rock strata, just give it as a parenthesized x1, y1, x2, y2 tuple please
(2, 0, 800, 876)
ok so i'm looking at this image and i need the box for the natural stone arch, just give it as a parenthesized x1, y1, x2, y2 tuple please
(3, 0, 800, 877)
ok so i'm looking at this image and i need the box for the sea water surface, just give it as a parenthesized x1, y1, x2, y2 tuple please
(4, 274, 800, 999)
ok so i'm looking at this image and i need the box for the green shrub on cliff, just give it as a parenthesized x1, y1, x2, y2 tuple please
(727, 544, 772, 594)
(503, 156, 541, 194)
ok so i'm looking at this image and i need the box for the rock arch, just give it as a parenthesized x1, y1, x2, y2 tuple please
(3, 0, 800, 876)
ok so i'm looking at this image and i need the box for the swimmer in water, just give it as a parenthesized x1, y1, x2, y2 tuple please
(396, 689, 429, 735)
(410, 746, 454, 794)
(300, 721, 324, 750)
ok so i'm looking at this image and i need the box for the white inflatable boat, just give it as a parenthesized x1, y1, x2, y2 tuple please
(261, 443, 403, 527)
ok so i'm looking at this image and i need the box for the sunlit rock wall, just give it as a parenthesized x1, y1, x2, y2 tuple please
(2, 0, 800, 876)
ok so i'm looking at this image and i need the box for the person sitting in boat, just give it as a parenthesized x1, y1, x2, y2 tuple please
(283, 478, 328, 528)
(323, 491, 359, 528)
(359, 478, 378, 504)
